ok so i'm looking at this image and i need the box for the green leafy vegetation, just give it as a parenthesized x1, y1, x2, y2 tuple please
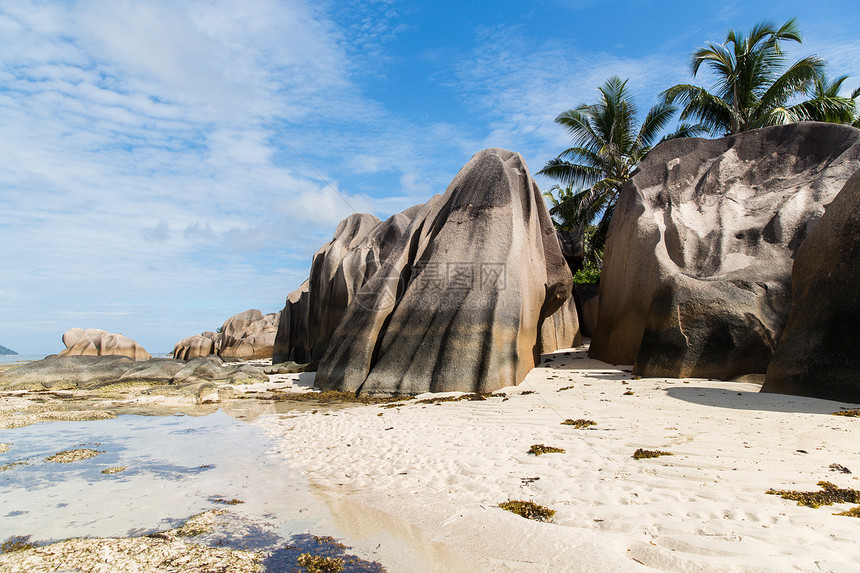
(539, 78, 702, 257)
(498, 500, 556, 522)
(663, 18, 856, 135)
(571, 263, 601, 284)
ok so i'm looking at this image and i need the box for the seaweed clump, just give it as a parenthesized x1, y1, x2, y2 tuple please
(528, 444, 565, 456)
(766, 481, 860, 508)
(1, 535, 36, 553)
(633, 448, 672, 459)
(45, 448, 102, 464)
(210, 497, 244, 505)
(561, 419, 595, 429)
(101, 466, 127, 475)
(297, 553, 344, 572)
(833, 409, 860, 417)
(498, 500, 555, 522)
(272, 390, 408, 405)
(415, 393, 494, 405)
(834, 506, 860, 518)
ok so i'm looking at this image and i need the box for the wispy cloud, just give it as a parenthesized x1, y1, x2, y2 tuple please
(448, 25, 691, 183)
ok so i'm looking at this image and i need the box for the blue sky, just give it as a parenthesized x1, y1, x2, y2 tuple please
(2, 0, 859, 355)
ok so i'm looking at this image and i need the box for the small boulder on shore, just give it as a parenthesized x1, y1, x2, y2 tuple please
(60, 328, 151, 361)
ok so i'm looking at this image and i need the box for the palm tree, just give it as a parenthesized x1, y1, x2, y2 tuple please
(852, 87, 860, 128)
(791, 74, 858, 123)
(538, 76, 701, 255)
(662, 18, 836, 136)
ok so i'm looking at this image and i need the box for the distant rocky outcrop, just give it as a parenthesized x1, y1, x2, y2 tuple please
(763, 169, 860, 402)
(217, 309, 280, 360)
(312, 148, 573, 394)
(590, 122, 860, 380)
(0, 345, 17, 356)
(0, 355, 266, 391)
(59, 328, 151, 361)
(173, 310, 279, 361)
(173, 332, 217, 361)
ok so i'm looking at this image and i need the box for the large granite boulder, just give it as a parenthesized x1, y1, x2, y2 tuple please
(763, 169, 860, 401)
(272, 281, 311, 364)
(590, 123, 860, 379)
(315, 148, 573, 395)
(272, 211, 415, 365)
(0, 355, 266, 390)
(556, 228, 585, 274)
(173, 332, 217, 360)
(217, 309, 280, 361)
(174, 309, 280, 362)
(59, 328, 151, 361)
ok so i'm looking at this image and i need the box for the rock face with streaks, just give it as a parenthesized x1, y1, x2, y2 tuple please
(59, 328, 151, 361)
(540, 289, 582, 353)
(590, 122, 860, 379)
(272, 211, 415, 365)
(763, 169, 860, 401)
(314, 148, 573, 394)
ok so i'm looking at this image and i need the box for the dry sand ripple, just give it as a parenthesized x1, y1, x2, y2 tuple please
(260, 345, 860, 572)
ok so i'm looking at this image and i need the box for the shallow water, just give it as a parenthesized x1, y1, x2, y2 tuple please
(0, 410, 391, 570)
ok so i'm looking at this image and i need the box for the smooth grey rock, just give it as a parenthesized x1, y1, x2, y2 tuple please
(589, 122, 860, 379)
(264, 361, 319, 375)
(0, 355, 267, 390)
(272, 212, 413, 365)
(315, 148, 573, 395)
(173, 332, 216, 360)
(217, 309, 280, 360)
(763, 169, 860, 401)
(540, 288, 582, 353)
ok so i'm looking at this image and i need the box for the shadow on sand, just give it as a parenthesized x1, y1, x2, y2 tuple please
(665, 386, 860, 415)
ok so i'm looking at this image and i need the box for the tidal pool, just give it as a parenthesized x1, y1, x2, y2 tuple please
(0, 409, 392, 571)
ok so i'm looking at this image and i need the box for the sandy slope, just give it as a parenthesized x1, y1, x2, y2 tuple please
(259, 344, 860, 572)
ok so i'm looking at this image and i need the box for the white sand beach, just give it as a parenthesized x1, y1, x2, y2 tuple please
(261, 344, 860, 572)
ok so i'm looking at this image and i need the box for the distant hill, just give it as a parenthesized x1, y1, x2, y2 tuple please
(0, 345, 18, 355)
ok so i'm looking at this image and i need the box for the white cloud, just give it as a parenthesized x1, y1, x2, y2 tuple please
(449, 26, 692, 186)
